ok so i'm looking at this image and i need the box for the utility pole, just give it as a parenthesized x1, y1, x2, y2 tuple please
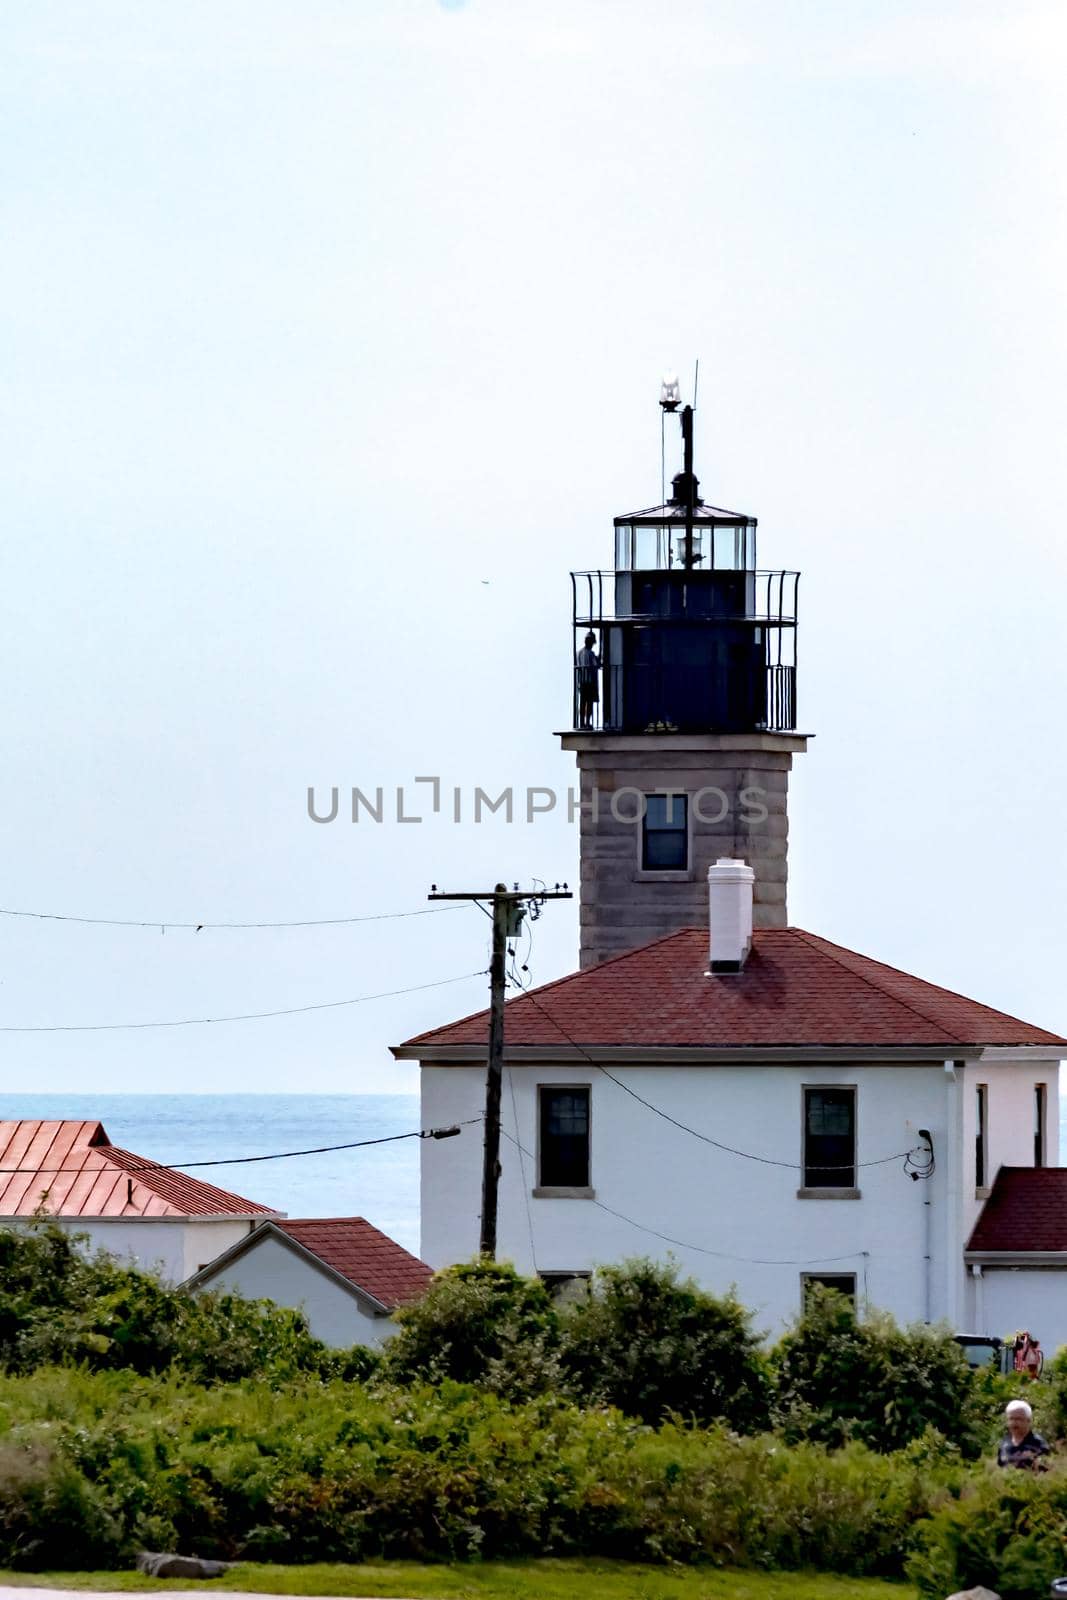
(428, 881, 572, 1258)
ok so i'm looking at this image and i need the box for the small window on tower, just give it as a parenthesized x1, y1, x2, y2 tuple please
(1035, 1083, 1046, 1169)
(642, 794, 688, 870)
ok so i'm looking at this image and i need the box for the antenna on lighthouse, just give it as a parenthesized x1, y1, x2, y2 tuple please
(660, 365, 701, 570)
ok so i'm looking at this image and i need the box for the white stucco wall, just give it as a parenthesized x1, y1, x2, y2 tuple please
(31, 1217, 255, 1283)
(958, 1062, 1060, 1247)
(975, 1268, 1067, 1357)
(422, 1056, 1061, 1339)
(193, 1232, 396, 1347)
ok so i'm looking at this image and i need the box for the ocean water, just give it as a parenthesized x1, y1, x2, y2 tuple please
(0, 1094, 423, 1255)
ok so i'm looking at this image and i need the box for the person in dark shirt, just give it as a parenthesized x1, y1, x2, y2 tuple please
(576, 632, 600, 729)
(997, 1399, 1051, 1470)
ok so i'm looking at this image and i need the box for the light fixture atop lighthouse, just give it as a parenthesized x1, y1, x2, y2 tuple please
(659, 372, 681, 411)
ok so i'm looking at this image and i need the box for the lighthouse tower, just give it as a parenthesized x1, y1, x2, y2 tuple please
(561, 381, 809, 968)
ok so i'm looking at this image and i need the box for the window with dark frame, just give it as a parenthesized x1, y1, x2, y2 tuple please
(803, 1087, 855, 1188)
(641, 793, 688, 871)
(539, 1086, 591, 1188)
(801, 1272, 857, 1309)
(1035, 1083, 1046, 1169)
(976, 1083, 988, 1188)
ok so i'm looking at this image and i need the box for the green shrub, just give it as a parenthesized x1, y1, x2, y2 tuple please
(909, 1463, 1067, 1600)
(558, 1257, 771, 1431)
(772, 1286, 983, 1455)
(0, 1431, 121, 1568)
(382, 1261, 561, 1399)
(0, 1222, 371, 1386)
(0, 1365, 964, 1572)
(1034, 1345, 1067, 1441)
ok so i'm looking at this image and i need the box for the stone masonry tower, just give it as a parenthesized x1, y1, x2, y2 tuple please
(560, 382, 809, 968)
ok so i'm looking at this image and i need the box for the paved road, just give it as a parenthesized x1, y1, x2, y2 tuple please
(0, 1591, 413, 1600)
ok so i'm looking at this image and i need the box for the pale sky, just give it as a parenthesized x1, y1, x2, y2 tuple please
(2, 0, 1066, 1094)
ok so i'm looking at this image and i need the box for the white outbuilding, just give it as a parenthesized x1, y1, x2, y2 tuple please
(186, 1216, 433, 1347)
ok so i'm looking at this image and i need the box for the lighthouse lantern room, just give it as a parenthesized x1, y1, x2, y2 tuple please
(571, 389, 798, 735)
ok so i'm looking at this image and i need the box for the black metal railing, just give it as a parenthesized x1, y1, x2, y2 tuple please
(572, 662, 796, 734)
(571, 569, 799, 628)
(569, 567, 799, 735)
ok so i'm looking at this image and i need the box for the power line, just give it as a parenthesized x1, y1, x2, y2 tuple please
(590, 1195, 871, 1268)
(498, 1127, 868, 1269)
(0, 903, 470, 933)
(0, 969, 486, 1034)
(518, 987, 923, 1174)
(506, 1066, 537, 1272)
(593, 1194, 870, 1268)
(0, 1118, 484, 1176)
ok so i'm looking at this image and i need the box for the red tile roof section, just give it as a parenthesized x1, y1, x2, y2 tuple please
(0, 1120, 277, 1219)
(401, 928, 1067, 1051)
(967, 1168, 1067, 1254)
(273, 1217, 433, 1309)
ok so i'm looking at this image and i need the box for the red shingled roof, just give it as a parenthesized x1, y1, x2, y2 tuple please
(400, 928, 1067, 1052)
(268, 1218, 432, 1309)
(967, 1168, 1067, 1255)
(0, 1120, 277, 1219)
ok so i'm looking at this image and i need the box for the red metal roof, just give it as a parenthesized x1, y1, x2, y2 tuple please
(967, 1168, 1067, 1254)
(399, 928, 1067, 1052)
(271, 1217, 433, 1309)
(0, 1120, 277, 1219)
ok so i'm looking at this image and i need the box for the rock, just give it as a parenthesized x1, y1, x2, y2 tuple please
(946, 1589, 1000, 1600)
(136, 1551, 229, 1580)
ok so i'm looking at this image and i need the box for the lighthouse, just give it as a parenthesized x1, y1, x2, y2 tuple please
(561, 379, 809, 967)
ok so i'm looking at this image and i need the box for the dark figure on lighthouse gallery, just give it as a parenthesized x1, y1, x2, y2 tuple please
(577, 632, 600, 728)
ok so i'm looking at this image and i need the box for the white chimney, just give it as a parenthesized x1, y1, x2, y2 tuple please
(708, 857, 754, 973)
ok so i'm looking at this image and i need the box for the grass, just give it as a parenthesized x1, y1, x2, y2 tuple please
(0, 1562, 915, 1600)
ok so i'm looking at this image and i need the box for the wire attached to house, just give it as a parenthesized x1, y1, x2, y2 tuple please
(590, 1194, 872, 1269)
(506, 1068, 538, 1272)
(0, 969, 487, 1033)
(0, 1118, 484, 1176)
(0, 903, 471, 933)
(517, 986, 924, 1175)
(498, 1127, 870, 1269)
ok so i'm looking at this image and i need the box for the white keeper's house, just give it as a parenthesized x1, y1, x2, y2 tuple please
(393, 386, 1067, 1343)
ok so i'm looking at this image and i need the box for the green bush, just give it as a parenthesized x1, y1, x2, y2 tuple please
(772, 1286, 983, 1455)
(0, 1222, 368, 1385)
(1034, 1345, 1067, 1441)
(0, 1365, 964, 1572)
(0, 1431, 120, 1569)
(909, 1463, 1067, 1600)
(382, 1261, 561, 1399)
(558, 1258, 771, 1431)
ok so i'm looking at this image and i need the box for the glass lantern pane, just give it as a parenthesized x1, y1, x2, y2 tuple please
(635, 527, 658, 568)
(712, 526, 735, 569)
